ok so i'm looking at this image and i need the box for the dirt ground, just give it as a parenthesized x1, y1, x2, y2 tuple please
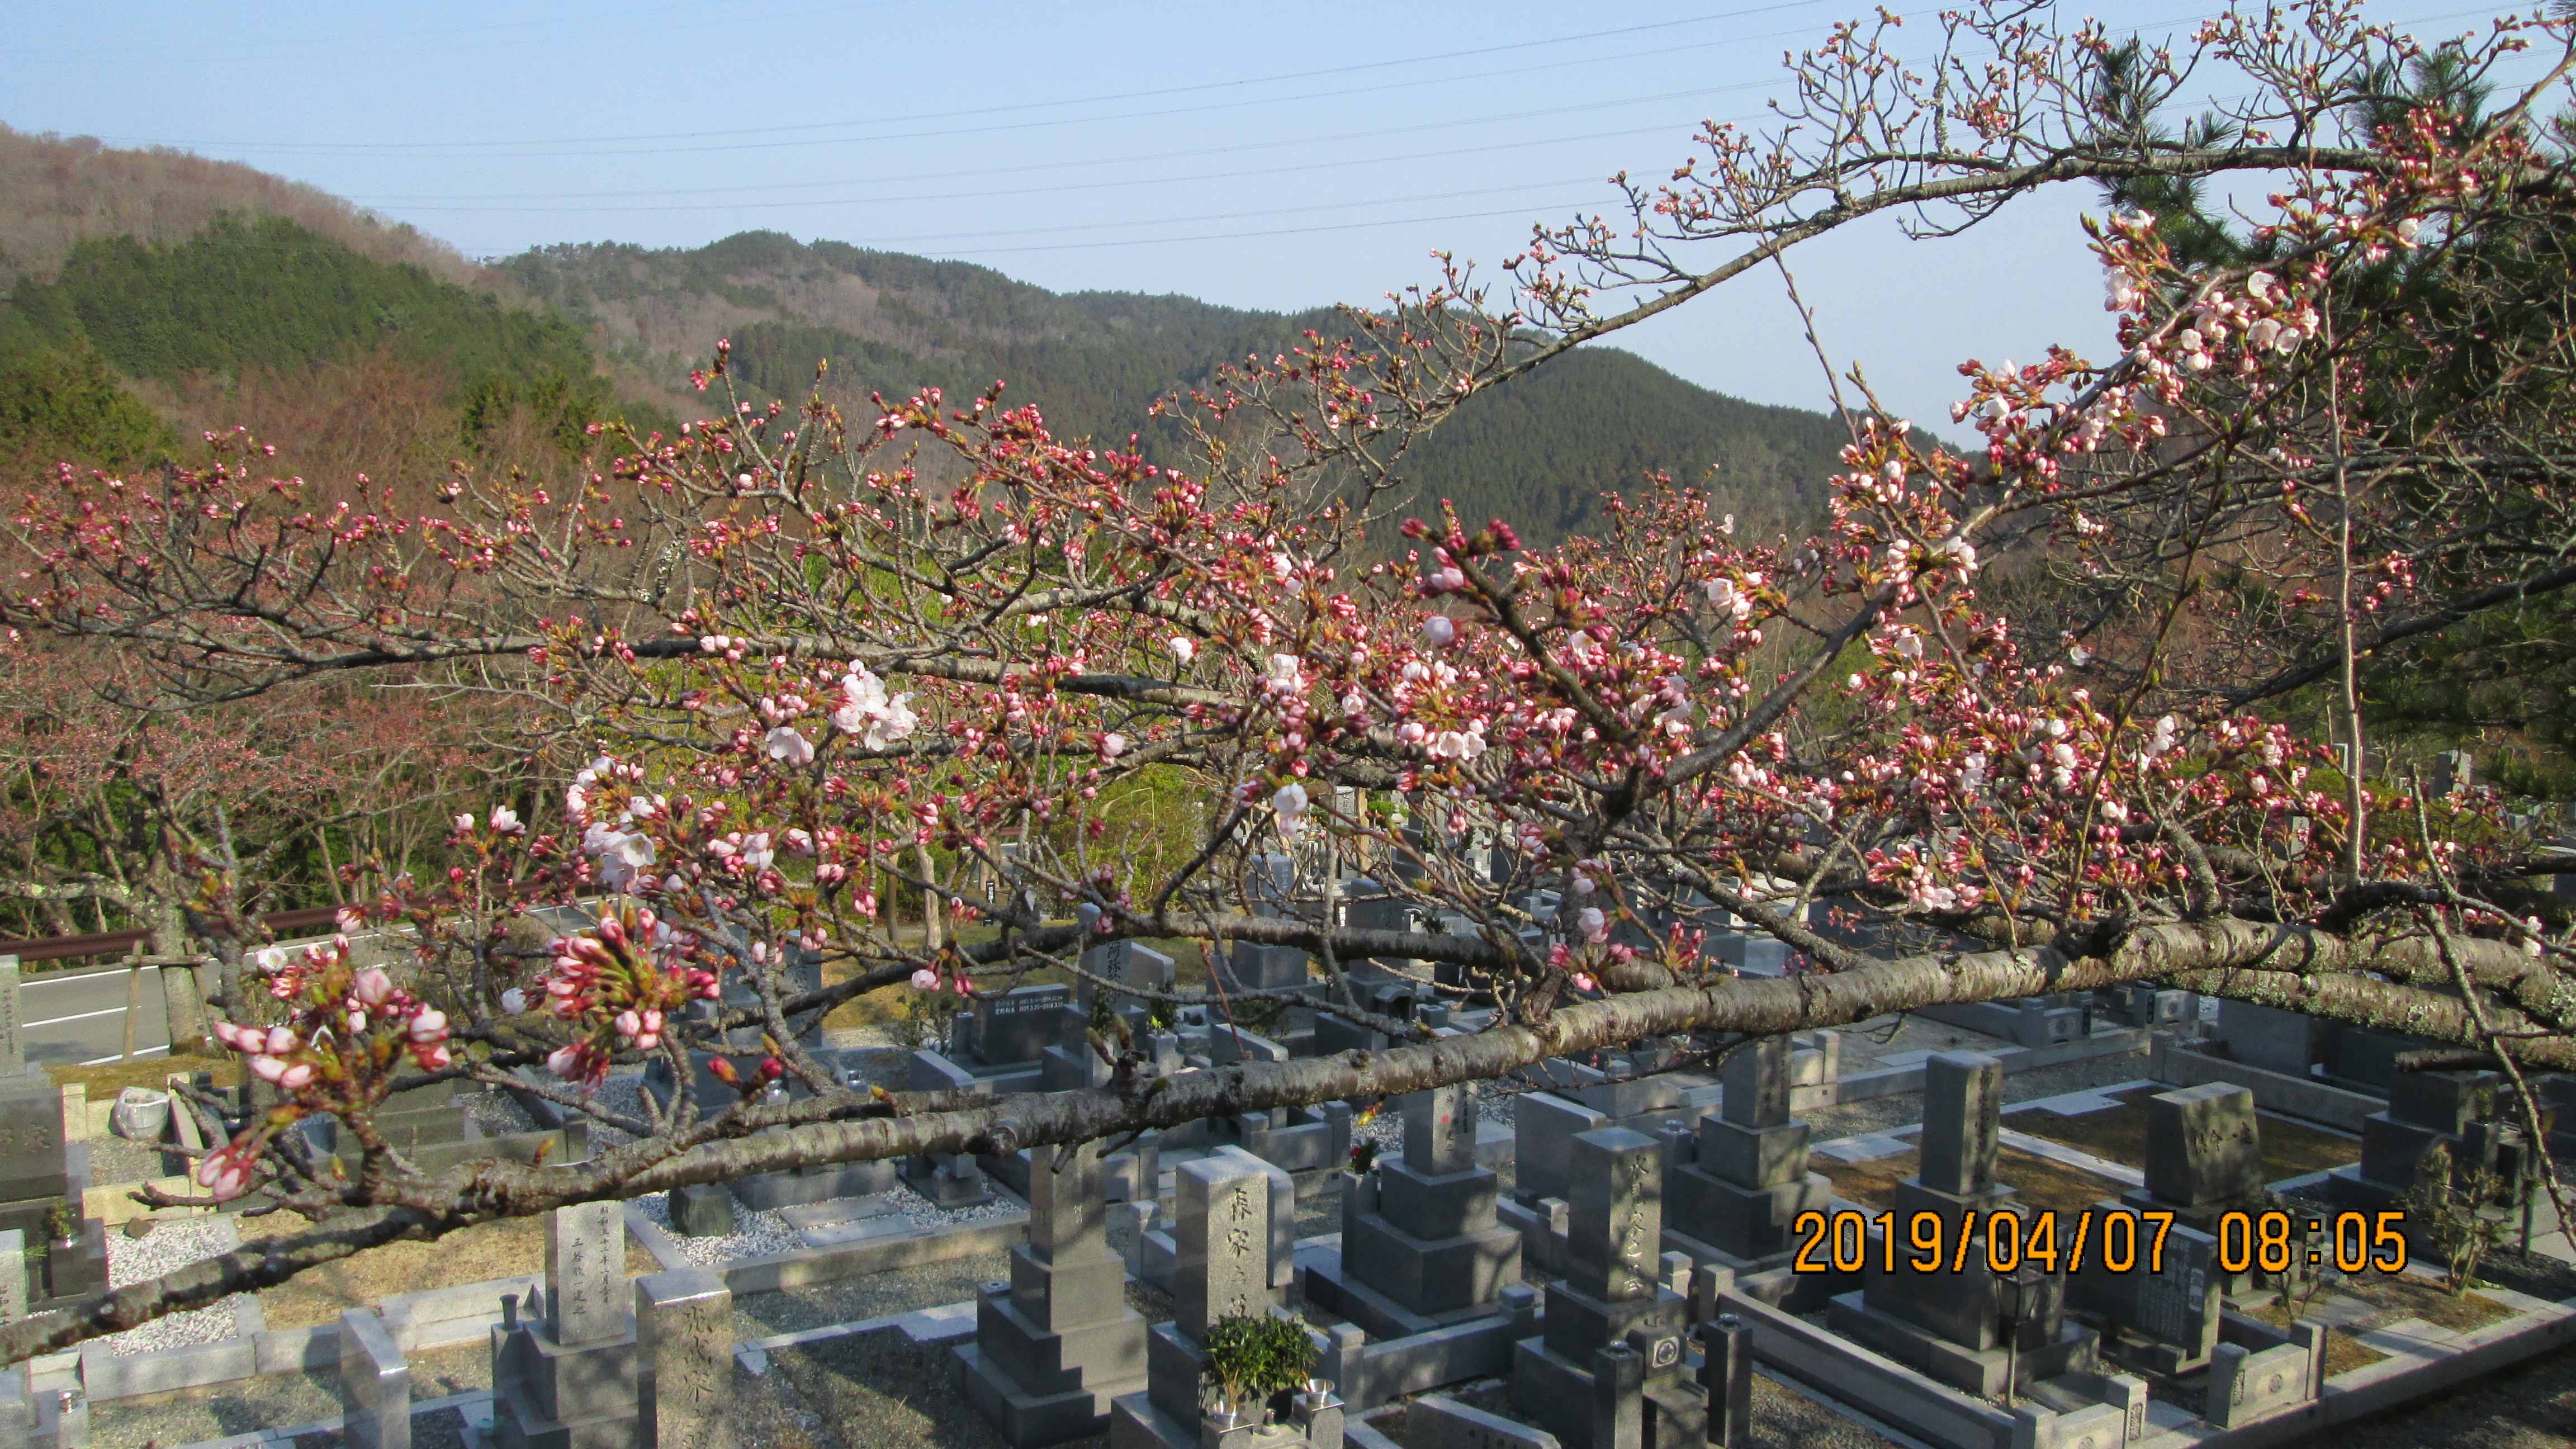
(2007, 1085, 2365, 1181)
(243, 1213, 661, 1330)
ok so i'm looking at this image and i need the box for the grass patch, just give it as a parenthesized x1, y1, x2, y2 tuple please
(2337, 1270, 2517, 1333)
(1806, 1145, 2128, 1216)
(245, 1213, 660, 1330)
(2008, 1087, 2361, 1181)
(45, 1050, 239, 1100)
(2238, 1296, 2394, 1377)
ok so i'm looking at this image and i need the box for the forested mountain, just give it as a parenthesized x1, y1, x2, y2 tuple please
(0, 124, 480, 290)
(0, 131, 1858, 543)
(500, 232, 1856, 542)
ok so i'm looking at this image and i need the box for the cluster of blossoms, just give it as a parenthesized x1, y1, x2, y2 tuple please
(537, 902, 720, 1086)
(193, 936, 455, 1201)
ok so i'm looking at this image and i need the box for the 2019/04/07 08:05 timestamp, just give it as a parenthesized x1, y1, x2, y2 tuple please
(1789, 1209, 2413, 1276)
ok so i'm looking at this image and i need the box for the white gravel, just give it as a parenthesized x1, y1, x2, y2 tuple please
(98, 1216, 257, 1356)
(629, 1192, 803, 1267)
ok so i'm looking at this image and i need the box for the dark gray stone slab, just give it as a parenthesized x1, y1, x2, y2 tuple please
(1566, 1128, 1661, 1304)
(1918, 1053, 2002, 1198)
(2144, 1084, 2262, 1207)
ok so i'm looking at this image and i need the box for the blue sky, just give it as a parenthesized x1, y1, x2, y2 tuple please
(6, 0, 2522, 431)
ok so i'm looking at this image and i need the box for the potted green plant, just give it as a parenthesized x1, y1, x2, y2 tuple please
(1200, 1311, 1318, 1438)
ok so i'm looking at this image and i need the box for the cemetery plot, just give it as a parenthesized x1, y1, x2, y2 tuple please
(87, 1341, 494, 1449)
(2005, 1085, 2363, 1182)
(244, 1214, 662, 1331)
(1806, 1145, 2132, 1216)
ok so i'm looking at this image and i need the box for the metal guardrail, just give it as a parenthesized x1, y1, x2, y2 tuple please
(0, 906, 348, 965)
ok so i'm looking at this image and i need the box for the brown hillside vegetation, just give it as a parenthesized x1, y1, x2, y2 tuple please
(0, 124, 485, 290)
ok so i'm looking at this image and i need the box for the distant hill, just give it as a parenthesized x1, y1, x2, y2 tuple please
(0, 131, 1857, 543)
(0, 215, 670, 463)
(0, 124, 481, 291)
(500, 233, 1855, 543)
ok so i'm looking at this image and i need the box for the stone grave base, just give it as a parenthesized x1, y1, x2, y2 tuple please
(956, 1341, 1139, 1448)
(1826, 1292, 2099, 1398)
(734, 1157, 900, 1211)
(488, 1319, 640, 1449)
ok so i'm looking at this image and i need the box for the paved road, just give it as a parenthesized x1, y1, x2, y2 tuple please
(20, 964, 172, 1069)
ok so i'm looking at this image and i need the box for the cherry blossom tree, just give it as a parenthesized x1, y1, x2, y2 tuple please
(1, 0, 2573, 1361)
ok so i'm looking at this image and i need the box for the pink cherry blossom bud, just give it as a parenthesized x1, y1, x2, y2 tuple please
(1578, 907, 1608, 944)
(500, 988, 529, 1014)
(196, 1145, 254, 1201)
(353, 968, 394, 1006)
(266, 1025, 299, 1054)
(547, 1044, 587, 1081)
(911, 968, 940, 991)
(347, 1009, 368, 1034)
(615, 1009, 642, 1039)
(249, 1055, 288, 1083)
(1423, 615, 1457, 647)
(1570, 972, 1599, 992)
(1168, 636, 1196, 664)
(409, 1009, 448, 1042)
(454, 813, 475, 833)
(277, 1062, 315, 1090)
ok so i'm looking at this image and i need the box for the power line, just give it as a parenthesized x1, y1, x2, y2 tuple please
(87, 1, 1838, 154)
(378, 123, 1694, 216)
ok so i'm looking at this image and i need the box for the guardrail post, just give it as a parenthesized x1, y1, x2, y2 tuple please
(120, 958, 140, 1063)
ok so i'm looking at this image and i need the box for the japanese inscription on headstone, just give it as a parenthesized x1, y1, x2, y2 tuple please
(546, 1200, 626, 1347)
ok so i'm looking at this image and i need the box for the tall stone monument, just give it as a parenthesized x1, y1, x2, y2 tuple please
(1826, 1053, 2099, 1396)
(1110, 1152, 1341, 1448)
(0, 959, 105, 1311)
(490, 1201, 640, 1449)
(1662, 1036, 1831, 1275)
(1299, 1085, 1522, 1406)
(637, 1266, 735, 1449)
(1511, 1127, 1701, 1449)
(959, 1139, 1149, 1446)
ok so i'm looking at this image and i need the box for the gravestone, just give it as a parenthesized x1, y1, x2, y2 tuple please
(1299, 1084, 1522, 1407)
(1513, 1092, 1609, 1207)
(2215, 1002, 2327, 1079)
(958, 1139, 1148, 1446)
(1511, 1128, 1700, 1449)
(1827, 1053, 2099, 1398)
(1077, 935, 1175, 1035)
(0, 960, 102, 1311)
(637, 1267, 733, 1449)
(2331, 1069, 2507, 1214)
(1663, 1038, 1831, 1273)
(489, 1201, 640, 1449)
(0, 1233, 22, 1324)
(338, 1308, 410, 1449)
(0, 958, 21, 1077)
(2125, 1083, 2264, 1236)
(902, 985, 1088, 1206)
(1111, 1153, 1306, 1449)
(2069, 1211, 2222, 1374)
(974, 987, 1079, 1066)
